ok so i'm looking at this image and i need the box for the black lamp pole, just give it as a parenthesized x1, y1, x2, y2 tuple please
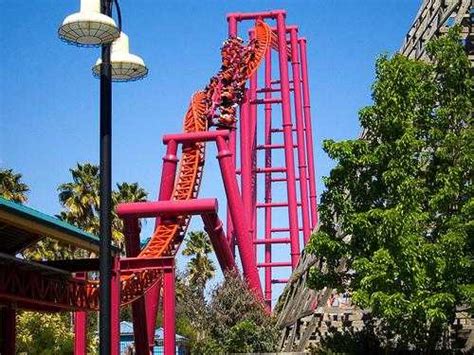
(99, 0, 113, 354)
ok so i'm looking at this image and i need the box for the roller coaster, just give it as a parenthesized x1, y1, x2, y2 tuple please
(0, 10, 317, 355)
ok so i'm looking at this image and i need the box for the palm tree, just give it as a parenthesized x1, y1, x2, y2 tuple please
(58, 163, 100, 235)
(112, 182, 148, 245)
(182, 231, 216, 295)
(58, 164, 148, 249)
(114, 182, 148, 203)
(0, 168, 29, 203)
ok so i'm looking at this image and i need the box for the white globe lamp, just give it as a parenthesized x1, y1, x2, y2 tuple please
(92, 32, 148, 82)
(58, 0, 120, 47)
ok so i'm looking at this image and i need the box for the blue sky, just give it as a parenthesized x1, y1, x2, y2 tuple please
(0, 0, 421, 302)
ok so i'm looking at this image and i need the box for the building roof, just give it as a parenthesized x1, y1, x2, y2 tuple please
(0, 197, 117, 254)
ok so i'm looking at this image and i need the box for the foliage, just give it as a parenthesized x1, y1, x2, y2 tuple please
(224, 320, 278, 353)
(58, 163, 148, 248)
(307, 28, 473, 350)
(0, 168, 29, 203)
(22, 236, 76, 261)
(16, 312, 74, 355)
(182, 231, 216, 295)
(58, 163, 100, 235)
(174, 267, 278, 354)
(194, 271, 278, 353)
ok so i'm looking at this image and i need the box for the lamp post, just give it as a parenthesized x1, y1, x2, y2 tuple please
(58, 1, 147, 353)
(98, 2, 113, 354)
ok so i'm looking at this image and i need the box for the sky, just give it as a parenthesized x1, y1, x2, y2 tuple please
(0, 0, 421, 303)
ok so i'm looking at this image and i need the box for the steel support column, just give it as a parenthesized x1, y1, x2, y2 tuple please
(148, 139, 179, 349)
(249, 30, 259, 259)
(216, 136, 263, 298)
(298, 38, 318, 229)
(239, 91, 253, 249)
(226, 15, 238, 258)
(163, 263, 176, 355)
(111, 257, 120, 355)
(202, 213, 238, 273)
(263, 48, 273, 305)
(289, 28, 311, 242)
(74, 273, 87, 355)
(276, 13, 300, 267)
(123, 218, 149, 355)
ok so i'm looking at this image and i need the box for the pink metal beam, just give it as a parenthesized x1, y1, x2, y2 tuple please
(240, 91, 253, 256)
(264, 47, 273, 306)
(276, 12, 300, 268)
(289, 28, 311, 242)
(148, 137, 179, 348)
(271, 128, 297, 133)
(162, 130, 229, 145)
(227, 9, 285, 21)
(257, 261, 292, 267)
(299, 37, 319, 231)
(111, 257, 120, 355)
(257, 202, 302, 208)
(154, 140, 179, 229)
(227, 13, 238, 258)
(74, 272, 87, 355)
(117, 198, 219, 219)
(249, 31, 259, 261)
(254, 238, 291, 245)
(122, 218, 150, 355)
(215, 135, 263, 298)
(250, 98, 282, 105)
(272, 227, 303, 232)
(163, 264, 176, 355)
(202, 213, 238, 273)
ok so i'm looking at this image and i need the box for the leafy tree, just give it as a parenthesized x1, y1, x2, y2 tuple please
(22, 237, 75, 261)
(0, 168, 29, 203)
(307, 28, 473, 350)
(174, 270, 278, 354)
(205, 271, 278, 353)
(16, 312, 74, 355)
(182, 231, 216, 296)
(58, 163, 100, 236)
(224, 320, 278, 353)
(112, 182, 148, 244)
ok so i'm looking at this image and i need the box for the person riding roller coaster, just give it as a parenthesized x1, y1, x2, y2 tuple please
(203, 35, 261, 128)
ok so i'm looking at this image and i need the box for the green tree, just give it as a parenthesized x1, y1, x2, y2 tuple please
(58, 163, 148, 247)
(175, 271, 278, 354)
(307, 28, 473, 350)
(205, 271, 278, 353)
(58, 163, 100, 236)
(16, 312, 73, 355)
(0, 168, 29, 203)
(113, 182, 148, 244)
(182, 231, 216, 295)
